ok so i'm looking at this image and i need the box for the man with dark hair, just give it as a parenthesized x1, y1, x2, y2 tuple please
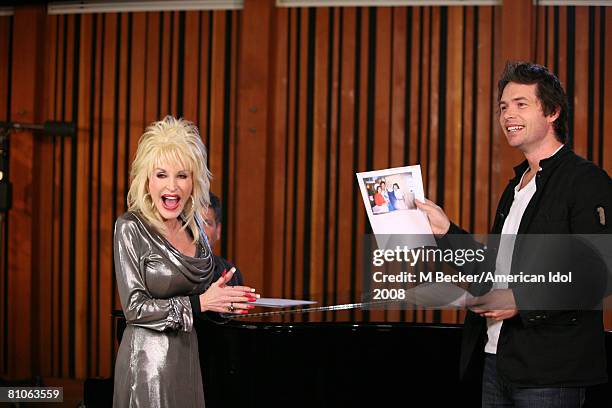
(497, 62, 569, 144)
(202, 192, 243, 286)
(417, 61, 611, 406)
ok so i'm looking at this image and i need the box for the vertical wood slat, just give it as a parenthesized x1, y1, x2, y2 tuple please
(283, 7, 297, 300)
(266, 5, 287, 298)
(98, 13, 117, 377)
(144, 12, 160, 125)
(292, 7, 308, 303)
(33, 13, 57, 377)
(336, 6, 357, 320)
(573, 6, 589, 157)
(442, 6, 463, 324)
(445, 6, 463, 232)
(170, 12, 180, 116)
(208, 11, 226, 198)
(198, 12, 211, 147)
(50, 15, 63, 375)
(115, 14, 129, 225)
(474, 7, 493, 235)
(592, 7, 600, 166)
(424, 6, 440, 324)
(351, 7, 365, 319)
(74, 13, 92, 379)
(388, 7, 407, 323)
(390, 7, 407, 169)
(159, 12, 171, 117)
(129, 13, 147, 178)
(373, 7, 391, 172)
(225, 10, 239, 258)
(418, 7, 430, 215)
(309, 7, 328, 304)
(408, 8, 420, 167)
(90, 12, 103, 376)
(234, 0, 273, 296)
(61, 15, 75, 377)
(489, 5, 503, 236)
(461, 6, 474, 230)
(325, 6, 341, 309)
(353, 6, 367, 322)
(182, 11, 200, 127)
(371, 6, 391, 323)
(547, 6, 555, 67)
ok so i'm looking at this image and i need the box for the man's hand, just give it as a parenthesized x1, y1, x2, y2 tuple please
(415, 198, 451, 237)
(467, 289, 519, 321)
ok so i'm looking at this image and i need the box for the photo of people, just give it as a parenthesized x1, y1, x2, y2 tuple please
(364, 172, 417, 215)
(356, 165, 434, 248)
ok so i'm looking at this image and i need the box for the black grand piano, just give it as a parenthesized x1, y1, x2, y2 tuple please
(196, 315, 480, 407)
(103, 303, 612, 408)
(196, 315, 611, 407)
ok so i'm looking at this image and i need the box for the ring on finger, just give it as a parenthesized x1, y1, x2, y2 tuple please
(227, 302, 235, 312)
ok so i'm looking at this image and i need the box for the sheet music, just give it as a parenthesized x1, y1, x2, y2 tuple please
(252, 298, 317, 308)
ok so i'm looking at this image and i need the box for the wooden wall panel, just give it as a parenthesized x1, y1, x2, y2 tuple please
(534, 5, 611, 171)
(1, 2, 611, 382)
(0, 7, 242, 380)
(530, 4, 612, 328)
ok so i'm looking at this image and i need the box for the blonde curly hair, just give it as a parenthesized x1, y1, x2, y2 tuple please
(127, 116, 211, 242)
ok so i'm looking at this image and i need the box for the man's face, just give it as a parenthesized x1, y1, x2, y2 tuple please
(202, 207, 221, 249)
(498, 82, 559, 152)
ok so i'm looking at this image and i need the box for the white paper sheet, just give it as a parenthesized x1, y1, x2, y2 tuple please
(252, 298, 317, 308)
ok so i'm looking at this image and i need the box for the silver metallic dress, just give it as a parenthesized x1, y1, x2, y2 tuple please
(113, 211, 214, 408)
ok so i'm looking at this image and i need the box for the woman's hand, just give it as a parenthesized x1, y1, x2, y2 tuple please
(415, 198, 451, 237)
(199, 268, 260, 314)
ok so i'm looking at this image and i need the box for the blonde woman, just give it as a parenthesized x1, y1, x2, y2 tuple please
(113, 116, 258, 407)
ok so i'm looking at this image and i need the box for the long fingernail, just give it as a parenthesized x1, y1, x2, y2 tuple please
(247, 305, 255, 309)
(250, 288, 256, 292)
(248, 298, 257, 302)
(241, 310, 249, 314)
